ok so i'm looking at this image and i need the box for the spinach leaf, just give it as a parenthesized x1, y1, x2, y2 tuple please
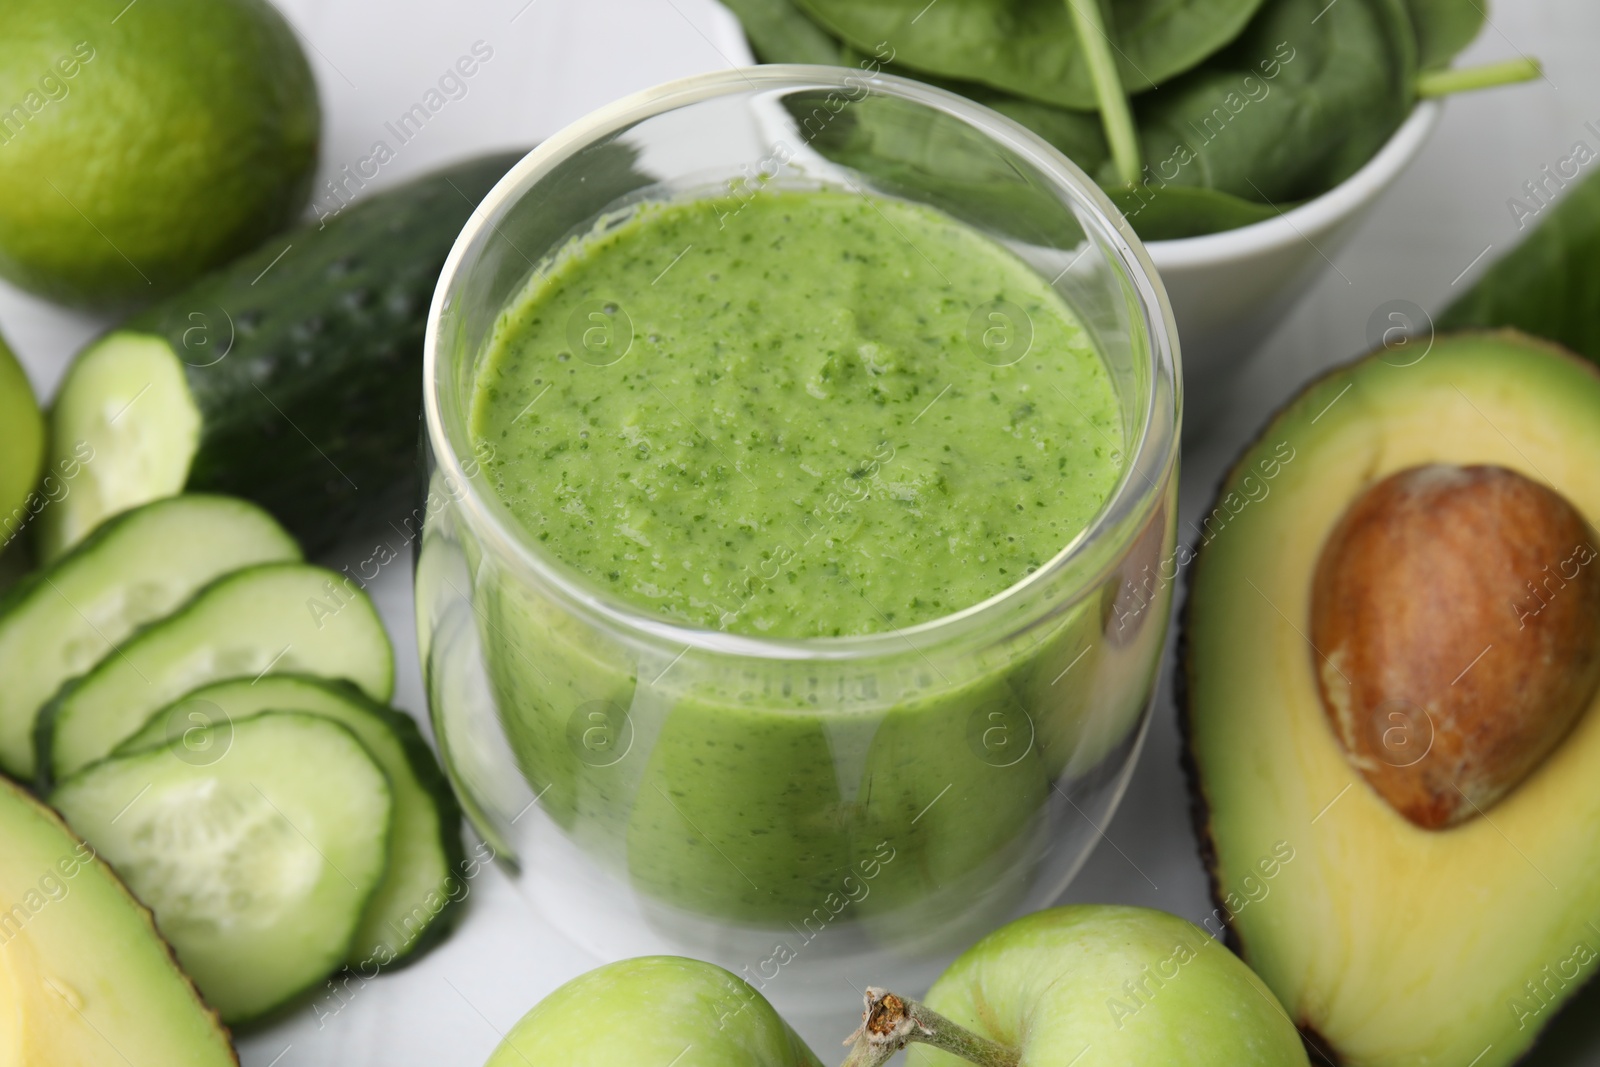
(981, 97, 1289, 239)
(1405, 0, 1485, 69)
(718, 0, 845, 64)
(1109, 186, 1285, 239)
(833, 39, 1118, 173)
(984, 95, 1112, 168)
(1115, 0, 1416, 205)
(778, 72, 1281, 243)
(792, 0, 1268, 109)
(787, 89, 1092, 248)
(722, 0, 1416, 240)
(1065, 0, 1144, 184)
(1438, 171, 1600, 362)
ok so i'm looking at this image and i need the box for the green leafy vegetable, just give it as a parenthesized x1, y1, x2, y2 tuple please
(1403, 0, 1485, 69)
(1117, 0, 1416, 207)
(718, 0, 844, 63)
(1438, 171, 1600, 363)
(877, 0, 1417, 237)
(1065, 0, 1142, 185)
(983, 94, 1111, 166)
(1107, 186, 1283, 239)
(832, 39, 1122, 177)
(721, 0, 1529, 241)
(793, 0, 1269, 109)
(1417, 56, 1540, 96)
(790, 90, 1090, 248)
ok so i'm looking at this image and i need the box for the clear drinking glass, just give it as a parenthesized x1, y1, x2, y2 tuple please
(417, 65, 1180, 1021)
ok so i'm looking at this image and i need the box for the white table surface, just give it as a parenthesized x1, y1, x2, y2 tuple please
(5, 0, 1600, 1062)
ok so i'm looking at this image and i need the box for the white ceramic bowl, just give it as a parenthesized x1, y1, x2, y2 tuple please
(705, 2, 1442, 438)
(1147, 102, 1440, 435)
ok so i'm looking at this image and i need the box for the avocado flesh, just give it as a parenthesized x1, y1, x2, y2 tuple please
(1183, 331, 1600, 1066)
(0, 776, 235, 1066)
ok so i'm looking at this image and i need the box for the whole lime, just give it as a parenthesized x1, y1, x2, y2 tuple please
(0, 0, 320, 309)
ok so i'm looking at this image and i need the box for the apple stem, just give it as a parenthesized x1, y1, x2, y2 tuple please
(839, 988, 1021, 1067)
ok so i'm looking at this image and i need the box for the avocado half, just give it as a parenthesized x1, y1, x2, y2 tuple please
(1181, 331, 1600, 1066)
(0, 775, 236, 1065)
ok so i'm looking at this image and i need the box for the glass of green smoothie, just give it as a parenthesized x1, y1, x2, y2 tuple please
(418, 66, 1179, 1011)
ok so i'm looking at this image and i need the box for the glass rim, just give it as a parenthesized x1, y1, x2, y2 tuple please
(422, 63, 1182, 661)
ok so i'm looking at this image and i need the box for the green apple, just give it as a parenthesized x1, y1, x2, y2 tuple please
(879, 905, 1308, 1067)
(485, 956, 822, 1067)
(0, 329, 43, 549)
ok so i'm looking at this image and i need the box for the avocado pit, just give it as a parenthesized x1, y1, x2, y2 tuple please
(1309, 463, 1600, 829)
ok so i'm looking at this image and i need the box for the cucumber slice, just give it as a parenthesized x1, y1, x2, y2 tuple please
(0, 494, 300, 779)
(36, 151, 526, 560)
(40, 333, 202, 556)
(51, 712, 393, 1025)
(42, 561, 394, 783)
(119, 674, 463, 966)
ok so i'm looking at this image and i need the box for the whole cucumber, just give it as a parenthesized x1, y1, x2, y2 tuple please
(40, 150, 527, 558)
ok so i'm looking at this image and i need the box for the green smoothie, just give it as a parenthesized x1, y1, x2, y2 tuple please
(471, 189, 1122, 638)
(466, 187, 1143, 929)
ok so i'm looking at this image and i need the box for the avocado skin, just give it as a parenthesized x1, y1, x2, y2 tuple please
(1175, 329, 1600, 1067)
(1173, 345, 1351, 1057)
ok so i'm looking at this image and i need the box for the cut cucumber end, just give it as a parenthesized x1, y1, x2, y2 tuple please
(41, 331, 200, 561)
